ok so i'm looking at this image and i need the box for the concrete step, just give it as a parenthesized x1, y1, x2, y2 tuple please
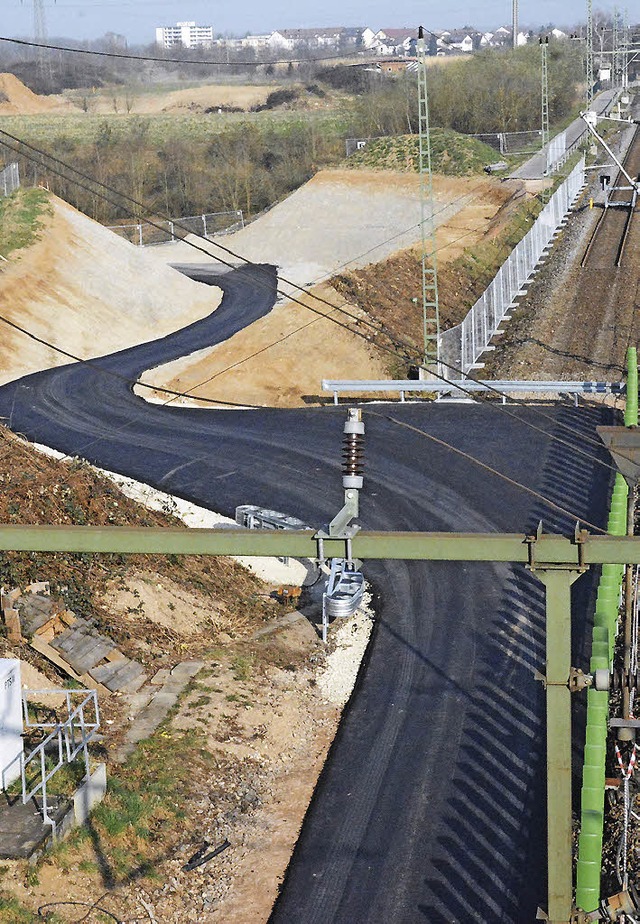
(0, 794, 70, 859)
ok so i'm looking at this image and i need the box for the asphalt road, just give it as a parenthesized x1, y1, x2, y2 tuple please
(0, 265, 614, 921)
(510, 88, 619, 180)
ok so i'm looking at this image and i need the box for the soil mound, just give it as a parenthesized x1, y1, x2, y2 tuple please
(0, 72, 71, 115)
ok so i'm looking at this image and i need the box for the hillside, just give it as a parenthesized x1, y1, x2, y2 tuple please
(0, 189, 222, 385)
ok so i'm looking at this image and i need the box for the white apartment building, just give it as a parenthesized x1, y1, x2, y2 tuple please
(155, 21, 214, 49)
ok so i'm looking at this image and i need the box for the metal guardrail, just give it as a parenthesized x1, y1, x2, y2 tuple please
(21, 689, 100, 835)
(0, 163, 19, 197)
(439, 157, 586, 376)
(108, 210, 244, 246)
(322, 378, 625, 404)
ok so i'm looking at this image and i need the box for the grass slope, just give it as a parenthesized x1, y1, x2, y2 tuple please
(345, 129, 501, 176)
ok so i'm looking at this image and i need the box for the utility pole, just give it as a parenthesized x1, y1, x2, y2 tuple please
(416, 26, 440, 373)
(586, 0, 594, 108)
(512, 0, 519, 49)
(613, 8, 620, 88)
(541, 37, 550, 151)
(32, 0, 51, 83)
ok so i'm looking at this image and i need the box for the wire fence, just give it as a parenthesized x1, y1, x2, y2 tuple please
(440, 156, 586, 376)
(469, 130, 543, 155)
(0, 162, 20, 197)
(107, 209, 244, 246)
(347, 131, 545, 158)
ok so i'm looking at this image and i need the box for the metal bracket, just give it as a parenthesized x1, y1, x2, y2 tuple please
(568, 667, 592, 694)
(534, 667, 593, 693)
(315, 526, 361, 568)
(526, 522, 589, 573)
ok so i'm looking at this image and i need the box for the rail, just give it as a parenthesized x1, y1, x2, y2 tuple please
(322, 378, 624, 405)
(21, 689, 100, 836)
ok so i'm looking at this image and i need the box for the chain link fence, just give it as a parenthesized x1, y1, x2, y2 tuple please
(348, 131, 545, 158)
(0, 163, 20, 197)
(108, 210, 244, 246)
(440, 157, 586, 376)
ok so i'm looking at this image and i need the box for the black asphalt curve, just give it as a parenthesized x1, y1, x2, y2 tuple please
(0, 266, 614, 922)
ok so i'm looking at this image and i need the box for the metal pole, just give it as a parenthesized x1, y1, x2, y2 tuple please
(512, 0, 519, 49)
(536, 568, 583, 923)
(416, 26, 441, 373)
(541, 38, 550, 155)
(586, 0, 594, 108)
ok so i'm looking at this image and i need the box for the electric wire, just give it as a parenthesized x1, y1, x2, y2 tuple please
(0, 35, 368, 67)
(365, 410, 609, 534)
(0, 126, 624, 478)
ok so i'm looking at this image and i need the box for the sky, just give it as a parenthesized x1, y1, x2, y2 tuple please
(5, 0, 599, 46)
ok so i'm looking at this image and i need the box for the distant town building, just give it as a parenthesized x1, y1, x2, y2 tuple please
(155, 21, 214, 50)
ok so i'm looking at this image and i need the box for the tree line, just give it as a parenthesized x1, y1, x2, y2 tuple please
(1, 43, 586, 224)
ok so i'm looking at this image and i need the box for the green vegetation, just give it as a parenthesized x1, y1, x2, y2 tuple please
(5, 115, 345, 223)
(346, 44, 584, 137)
(346, 130, 500, 175)
(64, 726, 214, 884)
(1, 43, 584, 227)
(0, 892, 46, 922)
(0, 187, 51, 257)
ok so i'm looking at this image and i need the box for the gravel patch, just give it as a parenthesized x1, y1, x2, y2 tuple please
(317, 592, 374, 706)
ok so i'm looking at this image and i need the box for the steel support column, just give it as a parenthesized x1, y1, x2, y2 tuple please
(535, 567, 583, 924)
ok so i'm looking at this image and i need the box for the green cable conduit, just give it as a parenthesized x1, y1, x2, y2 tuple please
(576, 346, 638, 912)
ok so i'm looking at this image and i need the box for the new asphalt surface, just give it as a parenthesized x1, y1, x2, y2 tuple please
(0, 265, 615, 921)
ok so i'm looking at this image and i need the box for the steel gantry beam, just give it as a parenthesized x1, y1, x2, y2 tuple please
(5, 521, 640, 922)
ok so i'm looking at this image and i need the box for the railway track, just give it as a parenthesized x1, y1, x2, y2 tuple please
(581, 124, 640, 268)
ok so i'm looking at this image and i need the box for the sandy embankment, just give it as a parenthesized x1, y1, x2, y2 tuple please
(140, 170, 514, 407)
(0, 195, 222, 385)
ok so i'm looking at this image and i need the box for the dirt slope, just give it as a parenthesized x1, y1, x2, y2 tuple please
(143, 171, 516, 405)
(0, 73, 71, 114)
(0, 194, 222, 384)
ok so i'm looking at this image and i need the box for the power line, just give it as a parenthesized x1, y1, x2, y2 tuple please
(0, 35, 368, 67)
(366, 410, 609, 534)
(0, 126, 622, 478)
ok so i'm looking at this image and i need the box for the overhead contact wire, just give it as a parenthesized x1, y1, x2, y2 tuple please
(0, 128, 623, 481)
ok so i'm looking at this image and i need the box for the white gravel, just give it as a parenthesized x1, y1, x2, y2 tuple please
(317, 591, 374, 706)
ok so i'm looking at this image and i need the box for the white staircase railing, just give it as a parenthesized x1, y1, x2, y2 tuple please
(21, 689, 100, 835)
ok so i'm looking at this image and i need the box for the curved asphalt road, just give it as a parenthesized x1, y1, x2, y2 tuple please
(0, 265, 614, 921)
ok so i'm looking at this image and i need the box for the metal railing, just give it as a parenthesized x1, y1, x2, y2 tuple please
(108, 209, 244, 246)
(0, 163, 19, 197)
(322, 378, 624, 404)
(439, 157, 586, 376)
(21, 689, 100, 835)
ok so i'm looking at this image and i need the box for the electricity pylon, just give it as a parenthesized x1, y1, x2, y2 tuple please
(416, 26, 440, 373)
(586, 0, 594, 107)
(541, 37, 550, 151)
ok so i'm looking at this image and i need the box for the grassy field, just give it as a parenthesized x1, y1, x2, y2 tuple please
(0, 108, 351, 147)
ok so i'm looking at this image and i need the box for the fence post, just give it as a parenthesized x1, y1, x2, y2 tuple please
(202, 214, 208, 238)
(138, 224, 143, 247)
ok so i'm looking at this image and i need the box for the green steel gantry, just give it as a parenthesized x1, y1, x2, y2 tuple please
(2, 521, 640, 921)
